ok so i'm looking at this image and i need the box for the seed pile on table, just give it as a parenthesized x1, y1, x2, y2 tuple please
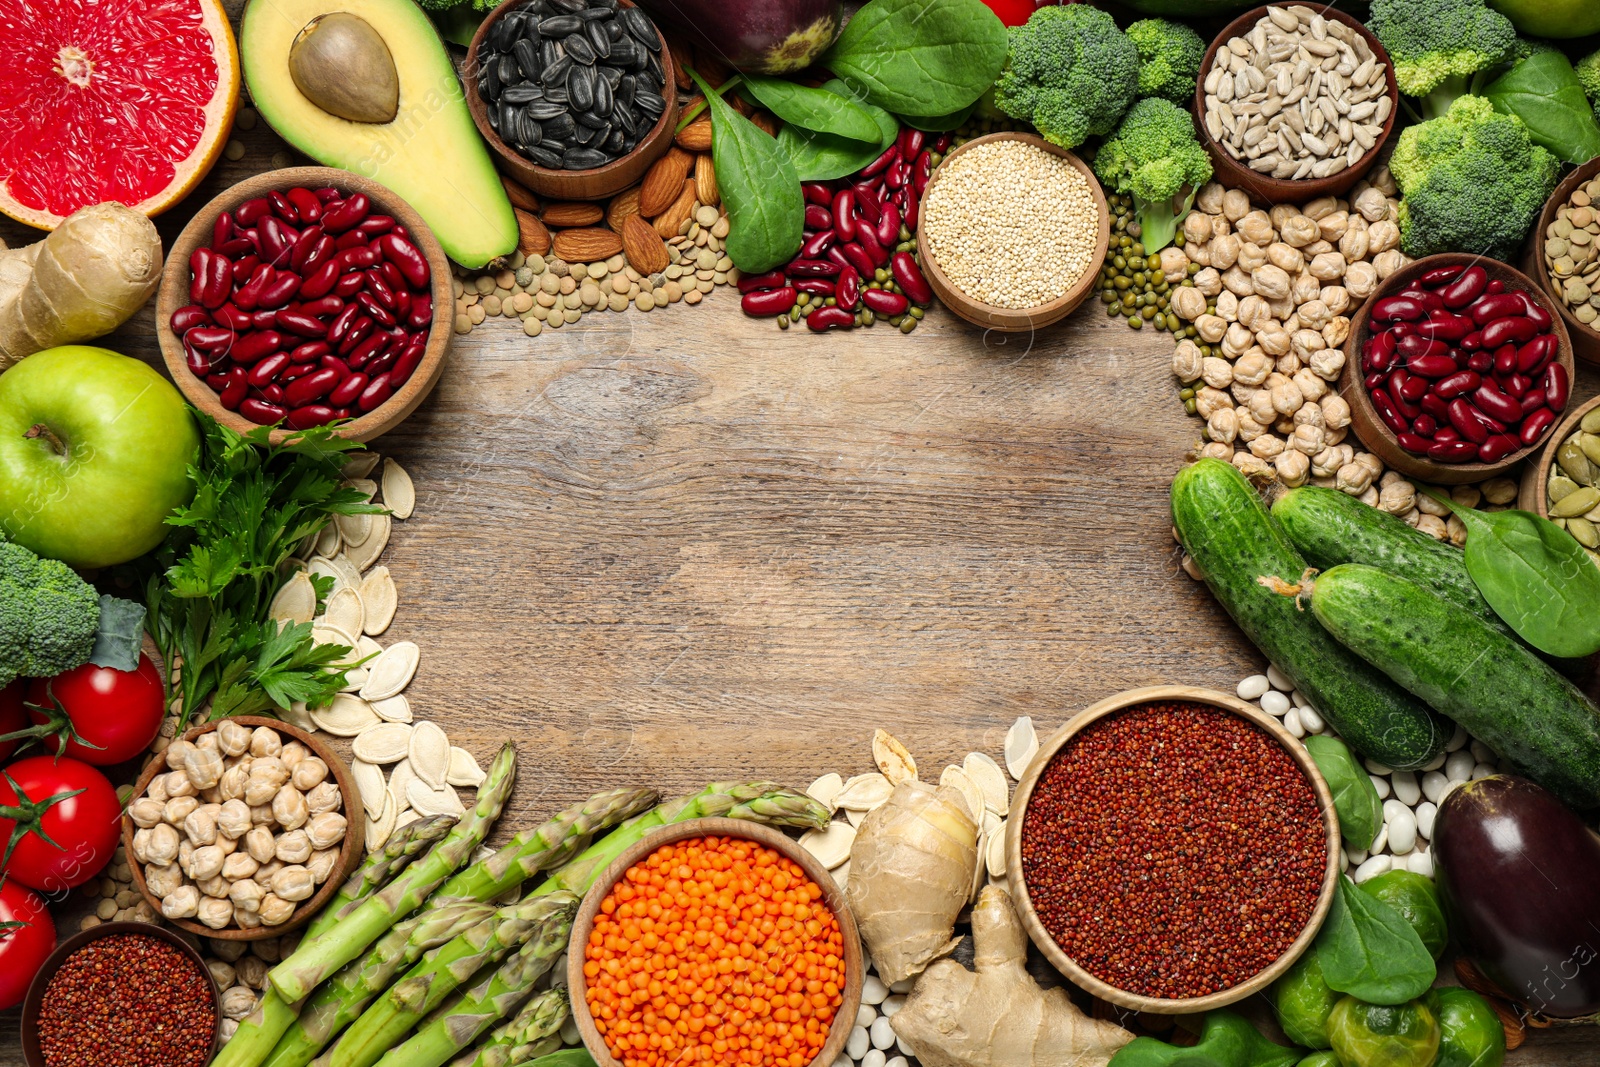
(1546, 408, 1600, 558)
(1543, 174, 1600, 328)
(920, 139, 1099, 310)
(1202, 6, 1391, 181)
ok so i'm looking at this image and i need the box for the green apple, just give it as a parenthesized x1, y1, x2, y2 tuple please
(0, 346, 197, 568)
(1489, 0, 1600, 38)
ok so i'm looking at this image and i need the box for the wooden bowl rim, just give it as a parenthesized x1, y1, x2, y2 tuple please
(1338, 252, 1577, 484)
(1517, 390, 1600, 515)
(1193, 4, 1400, 204)
(914, 132, 1110, 333)
(1526, 156, 1600, 362)
(565, 817, 863, 1067)
(464, 0, 679, 200)
(19, 920, 222, 1067)
(1003, 684, 1340, 1014)
(154, 166, 454, 447)
(121, 714, 364, 941)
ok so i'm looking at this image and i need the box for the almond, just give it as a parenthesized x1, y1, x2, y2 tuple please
(541, 201, 604, 228)
(500, 175, 539, 214)
(622, 215, 670, 276)
(606, 186, 643, 234)
(750, 111, 779, 138)
(695, 154, 717, 207)
(693, 50, 732, 89)
(514, 208, 551, 257)
(676, 120, 713, 153)
(639, 148, 692, 218)
(552, 227, 624, 261)
(653, 179, 698, 240)
(666, 37, 692, 91)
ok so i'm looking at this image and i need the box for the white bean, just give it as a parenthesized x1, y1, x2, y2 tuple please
(846, 1027, 871, 1060)
(1370, 823, 1389, 855)
(1386, 804, 1418, 855)
(855, 1004, 877, 1029)
(1237, 674, 1271, 700)
(1422, 771, 1450, 804)
(861, 1051, 887, 1067)
(1261, 690, 1291, 716)
(1370, 774, 1390, 799)
(1470, 740, 1495, 763)
(1446, 724, 1469, 752)
(880, 995, 905, 1018)
(1364, 757, 1393, 775)
(1420, 750, 1447, 772)
(1267, 665, 1293, 690)
(1415, 801, 1437, 840)
(1290, 689, 1309, 709)
(1347, 847, 1368, 865)
(1472, 762, 1496, 780)
(1283, 707, 1305, 737)
(831, 1057, 851, 1067)
(1339, 848, 1349, 872)
(1450, 746, 1483, 782)
(1407, 849, 1434, 877)
(888, 977, 915, 995)
(1299, 706, 1325, 733)
(871, 1017, 896, 1050)
(887, 1058, 909, 1067)
(1353, 855, 1392, 882)
(861, 975, 888, 1005)
(1389, 770, 1420, 806)
(897, 1036, 914, 1056)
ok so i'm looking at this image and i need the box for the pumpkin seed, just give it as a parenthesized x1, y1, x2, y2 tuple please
(407, 779, 464, 817)
(872, 729, 917, 785)
(844, 807, 868, 827)
(805, 773, 844, 813)
(835, 773, 892, 811)
(343, 452, 381, 479)
(366, 786, 398, 851)
(352, 759, 388, 818)
(322, 586, 366, 641)
(360, 567, 398, 635)
(969, 830, 987, 903)
(269, 571, 317, 625)
(345, 514, 391, 571)
(388, 760, 418, 809)
(447, 748, 487, 788)
(311, 624, 359, 656)
(985, 820, 1007, 878)
(353, 722, 413, 764)
(1004, 717, 1038, 781)
(938, 766, 983, 823)
(982, 809, 1001, 838)
(282, 701, 318, 733)
(308, 556, 349, 593)
(963, 752, 1009, 816)
(394, 809, 418, 832)
(344, 477, 378, 503)
(831, 860, 851, 890)
(361, 641, 419, 701)
(798, 821, 855, 870)
(357, 635, 383, 660)
(382, 458, 415, 520)
(341, 667, 370, 693)
(371, 694, 413, 724)
(315, 522, 342, 558)
(311, 693, 381, 736)
(337, 510, 373, 548)
(408, 721, 450, 789)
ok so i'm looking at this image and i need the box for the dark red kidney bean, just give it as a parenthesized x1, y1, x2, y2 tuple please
(739, 270, 787, 293)
(377, 235, 429, 289)
(250, 309, 281, 330)
(236, 198, 271, 226)
(912, 149, 933, 198)
(285, 404, 335, 430)
(857, 226, 889, 266)
(300, 296, 345, 318)
(357, 373, 394, 412)
(1420, 393, 1451, 421)
(1363, 330, 1397, 373)
(1503, 373, 1530, 399)
(854, 183, 881, 226)
(861, 145, 899, 178)
(1415, 312, 1473, 342)
(1467, 292, 1524, 326)
(268, 190, 299, 224)
(1521, 391, 1548, 416)
(898, 128, 925, 160)
(885, 159, 911, 189)
(261, 383, 287, 404)
(1390, 321, 1415, 339)
(247, 352, 290, 388)
(792, 278, 835, 295)
(184, 344, 213, 376)
(1478, 434, 1520, 463)
(802, 183, 834, 206)
(1493, 343, 1517, 376)
(240, 398, 285, 425)
(806, 306, 855, 332)
(1438, 265, 1487, 309)
(838, 243, 876, 279)
(1373, 295, 1426, 321)
(1448, 398, 1490, 443)
(1480, 316, 1538, 348)
(218, 368, 248, 410)
(1390, 382, 1421, 420)
(1434, 370, 1480, 398)
(355, 215, 395, 237)
(1517, 334, 1557, 376)
(1372, 389, 1409, 434)
(284, 367, 340, 407)
(212, 213, 234, 250)
(366, 349, 398, 378)
(741, 288, 798, 316)
(825, 245, 852, 270)
(346, 333, 387, 370)
(335, 272, 366, 298)
(195, 249, 232, 309)
(276, 310, 328, 337)
(1398, 374, 1429, 403)
(391, 341, 425, 386)
(1412, 415, 1438, 437)
(1405, 353, 1457, 377)
(876, 203, 901, 248)
(1487, 279, 1505, 294)
(1467, 350, 1494, 373)
(170, 305, 211, 333)
(329, 373, 368, 408)
(1473, 383, 1522, 423)
(1364, 371, 1386, 392)
(787, 258, 840, 277)
(186, 326, 234, 351)
(902, 190, 919, 232)
(1435, 426, 1461, 443)
(210, 302, 249, 331)
(803, 205, 832, 230)
(281, 363, 314, 382)
(1419, 265, 1464, 286)
(355, 292, 396, 328)
(286, 187, 323, 222)
(1460, 329, 1484, 351)
(1521, 406, 1558, 445)
(1402, 288, 1445, 314)
(1517, 293, 1553, 332)
(290, 340, 329, 364)
(365, 270, 398, 310)
(837, 267, 862, 311)
(231, 254, 262, 286)
(1397, 333, 1447, 361)
(378, 260, 405, 293)
(336, 246, 381, 272)
(1397, 432, 1432, 453)
(1429, 439, 1479, 462)
(299, 234, 335, 275)
(258, 272, 303, 310)
(932, 133, 952, 153)
(801, 229, 836, 258)
(862, 289, 909, 315)
(215, 237, 254, 259)
(322, 193, 370, 234)
(232, 331, 285, 364)
(832, 190, 856, 241)
(334, 230, 368, 251)
(260, 217, 299, 265)
(205, 370, 233, 390)
(892, 253, 932, 305)
(337, 316, 375, 356)
(296, 260, 337, 300)
(1544, 363, 1570, 409)
(406, 294, 432, 331)
(235, 264, 273, 310)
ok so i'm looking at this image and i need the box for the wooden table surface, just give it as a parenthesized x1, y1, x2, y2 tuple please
(3, 4, 1596, 1058)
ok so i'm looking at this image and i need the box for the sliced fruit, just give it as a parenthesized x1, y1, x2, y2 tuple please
(241, 0, 516, 268)
(0, 0, 239, 229)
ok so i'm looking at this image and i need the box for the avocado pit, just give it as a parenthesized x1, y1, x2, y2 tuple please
(288, 12, 399, 124)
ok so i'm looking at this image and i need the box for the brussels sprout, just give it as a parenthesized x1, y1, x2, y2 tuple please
(1328, 995, 1441, 1067)
(1295, 1054, 1340, 1067)
(1436, 988, 1505, 1067)
(1358, 870, 1449, 960)
(1273, 951, 1338, 1048)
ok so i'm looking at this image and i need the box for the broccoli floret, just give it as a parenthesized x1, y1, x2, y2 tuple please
(993, 5, 1139, 149)
(0, 540, 98, 687)
(1390, 95, 1557, 261)
(1092, 98, 1213, 253)
(1579, 49, 1600, 109)
(1368, 0, 1517, 118)
(1127, 19, 1206, 104)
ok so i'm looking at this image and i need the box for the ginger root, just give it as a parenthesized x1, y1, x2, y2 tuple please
(845, 780, 977, 986)
(891, 886, 1134, 1067)
(0, 203, 162, 371)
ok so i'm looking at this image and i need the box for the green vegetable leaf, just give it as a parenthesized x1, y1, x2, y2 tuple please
(88, 595, 147, 673)
(741, 73, 881, 143)
(1110, 1010, 1303, 1067)
(1304, 736, 1383, 851)
(777, 80, 897, 181)
(899, 103, 976, 132)
(1316, 876, 1436, 1005)
(1483, 48, 1600, 165)
(1428, 493, 1600, 658)
(822, 0, 1008, 118)
(690, 68, 804, 273)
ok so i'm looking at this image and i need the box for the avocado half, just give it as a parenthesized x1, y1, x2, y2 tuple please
(241, 0, 516, 268)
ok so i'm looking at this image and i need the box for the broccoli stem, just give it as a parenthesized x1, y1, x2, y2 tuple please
(1422, 74, 1471, 122)
(1136, 187, 1199, 255)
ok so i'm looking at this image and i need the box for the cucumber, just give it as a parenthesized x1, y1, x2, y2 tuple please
(1172, 460, 1449, 770)
(1272, 487, 1513, 638)
(1306, 564, 1600, 810)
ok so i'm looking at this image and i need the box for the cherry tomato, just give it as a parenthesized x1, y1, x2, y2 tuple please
(982, 0, 1037, 25)
(0, 880, 54, 1010)
(25, 653, 166, 765)
(0, 682, 26, 764)
(0, 756, 120, 892)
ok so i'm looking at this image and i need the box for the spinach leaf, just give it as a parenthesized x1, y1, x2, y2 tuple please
(1304, 735, 1383, 851)
(741, 73, 880, 144)
(690, 68, 804, 274)
(1429, 492, 1600, 658)
(1315, 876, 1435, 1005)
(777, 80, 898, 182)
(899, 102, 976, 132)
(1109, 1011, 1303, 1067)
(822, 0, 1008, 118)
(1483, 48, 1600, 165)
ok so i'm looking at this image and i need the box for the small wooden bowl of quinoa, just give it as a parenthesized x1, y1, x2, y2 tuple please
(916, 132, 1109, 333)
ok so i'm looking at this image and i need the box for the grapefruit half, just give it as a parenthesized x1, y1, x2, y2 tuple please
(0, 0, 240, 229)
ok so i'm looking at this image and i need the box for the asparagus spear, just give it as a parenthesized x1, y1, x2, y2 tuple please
(463, 1051, 593, 1067)
(271, 746, 519, 1003)
(327, 893, 580, 1067)
(214, 815, 461, 1067)
(376, 969, 569, 1067)
(448, 993, 577, 1067)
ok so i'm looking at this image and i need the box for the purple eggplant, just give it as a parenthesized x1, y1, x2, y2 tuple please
(1434, 775, 1600, 1018)
(633, 0, 842, 73)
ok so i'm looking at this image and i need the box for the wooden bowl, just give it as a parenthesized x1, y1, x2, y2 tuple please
(1004, 684, 1340, 1014)
(1194, 6, 1399, 205)
(1517, 391, 1600, 514)
(915, 132, 1109, 333)
(20, 921, 221, 1067)
(1521, 156, 1600, 367)
(1340, 253, 1577, 485)
(122, 715, 362, 941)
(155, 166, 453, 446)
(465, 0, 679, 202)
(566, 818, 862, 1067)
